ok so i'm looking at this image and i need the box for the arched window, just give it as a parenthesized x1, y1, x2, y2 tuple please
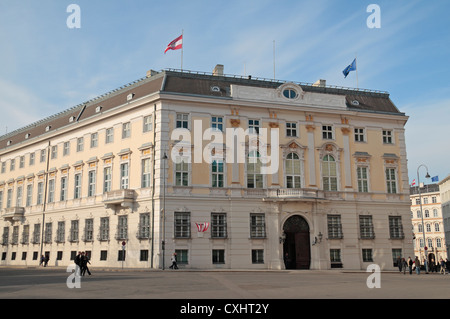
(418, 224, 423, 233)
(425, 210, 430, 218)
(322, 155, 337, 191)
(426, 224, 431, 232)
(285, 152, 301, 188)
(417, 210, 422, 218)
(435, 223, 440, 232)
(247, 151, 263, 188)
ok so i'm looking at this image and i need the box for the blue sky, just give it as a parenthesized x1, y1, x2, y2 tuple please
(0, 0, 449, 184)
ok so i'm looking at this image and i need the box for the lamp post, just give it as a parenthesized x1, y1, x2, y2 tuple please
(162, 153, 168, 270)
(417, 164, 430, 273)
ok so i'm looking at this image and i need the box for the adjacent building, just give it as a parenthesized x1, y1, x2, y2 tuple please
(439, 175, 450, 258)
(0, 65, 413, 270)
(410, 183, 447, 265)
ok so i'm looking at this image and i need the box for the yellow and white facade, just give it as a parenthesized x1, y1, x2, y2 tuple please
(0, 66, 413, 270)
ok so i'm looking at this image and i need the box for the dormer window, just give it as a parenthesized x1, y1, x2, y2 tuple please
(283, 89, 297, 99)
(45, 125, 51, 132)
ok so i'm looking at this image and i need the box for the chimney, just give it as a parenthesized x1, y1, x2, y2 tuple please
(313, 79, 326, 87)
(146, 70, 158, 78)
(213, 64, 224, 76)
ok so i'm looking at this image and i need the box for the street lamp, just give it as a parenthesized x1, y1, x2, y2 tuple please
(417, 164, 430, 273)
(162, 153, 168, 270)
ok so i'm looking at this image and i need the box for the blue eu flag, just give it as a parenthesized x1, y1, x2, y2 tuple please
(343, 58, 356, 78)
(431, 176, 439, 182)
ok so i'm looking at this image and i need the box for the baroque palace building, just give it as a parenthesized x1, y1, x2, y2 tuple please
(0, 65, 412, 270)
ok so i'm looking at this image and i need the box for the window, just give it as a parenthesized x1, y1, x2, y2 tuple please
(120, 163, 129, 189)
(357, 167, 369, 192)
(426, 224, 431, 232)
(389, 216, 404, 239)
(432, 197, 437, 204)
(76, 138, 84, 152)
(327, 215, 343, 239)
(22, 225, 29, 245)
(359, 215, 374, 239)
(424, 198, 428, 204)
(19, 156, 25, 168)
(99, 217, 109, 241)
(143, 115, 152, 132)
(385, 168, 397, 194)
(252, 249, 264, 264)
(212, 249, 225, 264)
(26, 185, 32, 207)
(63, 142, 70, 156)
(176, 113, 189, 129)
(74, 173, 82, 199)
(354, 128, 365, 142)
(248, 119, 260, 134)
(322, 125, 333, 140)
(70, 220, 79, 242)
(175, 158, 189, 186)
(1, 162, 5, 173)
(174, 212, 190, 238)
(10, 159, 15, 171)
(40, 150, 46, 163)
(90, 133, 98, 148)
(433, 209, 438, 217)
(138, 213, 150, 239)
(211, 116, 223, 131)
(33, 224, 40, 244)
(322, 155, 337, 191)
(362, 249, 373, 262)
(37, 182, 44, 205)
(250, 214, 266, 238)
(435, 223, 440, 232)
(51, 146, 58, 159)
(330, 249, 342, 265)
(286, 122, 297, 137)
(105, 128, 114, 144)
(122, 122, 131, 139)
(103, 167, 112, 193)
(6, 189, 12, 208)
(211, 160, 224, 188)
(283, 89, 297, 99)
(116, 216, 128, 240)
(84, 219, 94, 242)
(56, 221, 65, 243)
(29, 153, 35, 166)
(383, 130, 393, 144)
(48, 180, 55, 203)
(60, 177, 67, 201)
(140, 250, 149, 261)
(44, 222, 52, 243)
(0, 190, 2, 210)
(247, 151, 263, 188)
(141, 158, 151, 188)
(425, 210, 430, 218)
(285, 153, 301, 188)
(175, 249, 189, 265)
(100, 251, 108, 261)
(88, 171, 96, 197)
(211, 213, 227, 238)
(16, 186, 23, 207)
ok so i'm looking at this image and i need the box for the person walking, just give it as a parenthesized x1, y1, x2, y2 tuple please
(81, 252, 91, 276)
(446, 258, 450, 275)
(74, 251, 82, 275)
(414, 256, 420, 274)
(39, 255, 45, 266)
(169, 252, 178, 269)
(407, 257, 413, 275)
(397, 256, 402, 272)
(440, 258, 446, 275)
(401, 258, 407, 275)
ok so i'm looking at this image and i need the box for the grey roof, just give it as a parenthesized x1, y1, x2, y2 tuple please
(0, 68, 404, 151)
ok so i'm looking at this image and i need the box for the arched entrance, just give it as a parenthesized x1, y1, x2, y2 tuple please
(283, 215, 311, 269)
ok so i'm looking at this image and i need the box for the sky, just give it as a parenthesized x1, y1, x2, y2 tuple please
(0, 0, 449, 184)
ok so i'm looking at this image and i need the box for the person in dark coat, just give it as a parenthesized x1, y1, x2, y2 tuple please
(80, 252, 91, 276)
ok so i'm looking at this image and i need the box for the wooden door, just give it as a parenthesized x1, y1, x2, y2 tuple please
(295, 232, 310, 269)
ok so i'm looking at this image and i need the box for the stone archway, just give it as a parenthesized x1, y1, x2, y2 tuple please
(283, 215, 311, 269)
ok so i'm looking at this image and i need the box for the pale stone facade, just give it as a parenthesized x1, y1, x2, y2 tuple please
(0, 66, 413, 270)
(439, 175, 450, 258)
(410, 184, 447, 267)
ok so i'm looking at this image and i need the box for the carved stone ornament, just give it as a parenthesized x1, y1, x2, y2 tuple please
(230, 119, 240, 127)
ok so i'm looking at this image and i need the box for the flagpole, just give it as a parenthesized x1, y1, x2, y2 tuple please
(181, 29, 184, 71)
(355, 53, 359, 89)
(273, 40, 276, 80)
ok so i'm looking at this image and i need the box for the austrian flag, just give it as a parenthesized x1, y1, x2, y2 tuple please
(164, 35, 183, 53)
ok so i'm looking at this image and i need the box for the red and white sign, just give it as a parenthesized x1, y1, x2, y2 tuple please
(164, 35, 183, 53)
(195, 222, 209, 233)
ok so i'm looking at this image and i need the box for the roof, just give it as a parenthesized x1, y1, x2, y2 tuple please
(0, 68, 404, 151)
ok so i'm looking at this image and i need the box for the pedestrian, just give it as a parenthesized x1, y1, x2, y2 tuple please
(407, 257, 413, 275)
(401, 258, 407, 275)
(440, 259, 446, 275)
(446, 259, 450, 275)
(44, 254, 49, 267)
(397, 256, 402, 272)
(284, 253, 291, 270)
(169, 252, 178, 269)
(81, 252, 91, 276)
(39, 255, 45, 266)
(414, 256, 420, 274)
